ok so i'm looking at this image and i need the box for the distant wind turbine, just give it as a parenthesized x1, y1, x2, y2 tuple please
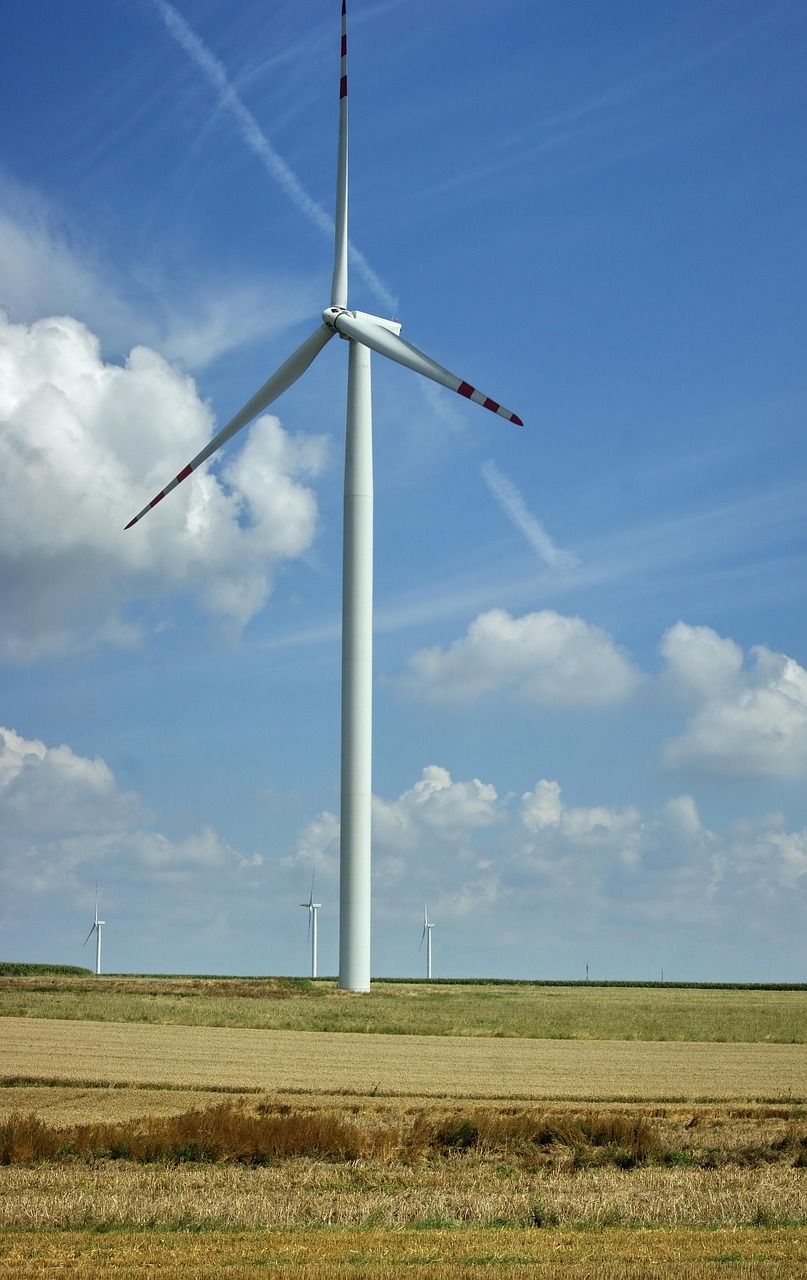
(125, 2, 522, 992)
(301, 871, 321, 979)
(420, 898, 434, 980)
(83, 887, 105, 976)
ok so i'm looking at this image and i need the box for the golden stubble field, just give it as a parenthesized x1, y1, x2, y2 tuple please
(4, 1014, 807, 1103)
(1, 976, 806, 1276)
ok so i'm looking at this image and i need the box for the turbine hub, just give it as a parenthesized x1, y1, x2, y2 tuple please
(323, 305, 350, 331)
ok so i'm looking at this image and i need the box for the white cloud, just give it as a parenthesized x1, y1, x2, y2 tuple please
(0, 205, 122, 345)
(403, 607, 641, 706)
(126, 826, 262, 872)
(519, 778, 563, 831)
(373, 765, 502, 848)
(0, 726, 141, 848)
(291, 768, 807, 938)
(0, 312, 328, 657)
(0, 724, 261, 912)
(661, 620, 744, 701)
(283, 766, 504, 913)
(3, 718, 806, 967)
(370, 765, 504, 915)
(520, 778, 643, 870)
(287, 765, 501, 850)
(766, 829, 807, 888)
(661, 622, 807, 779)
(516, 779, 807, 932)
(0, 177, 320, 370)
(0, 724, 138, 899)
(286, 811, 341, 880)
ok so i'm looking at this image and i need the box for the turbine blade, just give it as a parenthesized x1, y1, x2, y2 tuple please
(83, 924, 95, 947)
(331, 0, 348, 308)
(333, 313, 523, 425)
(125, 324, 334, 528)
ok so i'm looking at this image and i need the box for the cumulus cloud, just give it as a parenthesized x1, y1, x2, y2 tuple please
(403, 608, 641, 706)
(765, 829, 807, 888)
(0, 312, 327, 657)
(373, 765, 502, 849)
(286, 764, 806, 940)
(370, 766, 504, 915)
(4, 718, 806, 967)
(287, 768, 807, 939)
(661, 622, 807, 779)
(0, 724, 260, 911)
(283, 766, 504, 915)
(520, 778, 644, 872)
(287, 765, 501, 865)
(517, 778, 807, 933)
(0, 725, 142, 853)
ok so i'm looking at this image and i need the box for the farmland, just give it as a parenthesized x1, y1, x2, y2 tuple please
(2, 1015, 807, 1102)
(0, 974, 805, 1276)
(1, 973, 806, 1042)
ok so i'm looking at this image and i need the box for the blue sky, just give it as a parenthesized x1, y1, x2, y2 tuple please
(0, 0, 805, 981)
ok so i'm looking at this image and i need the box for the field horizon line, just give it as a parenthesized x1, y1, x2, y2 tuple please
(2, 965, 805, 992)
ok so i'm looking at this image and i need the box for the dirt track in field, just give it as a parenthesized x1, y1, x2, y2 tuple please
(3, 1017, 806, 1102)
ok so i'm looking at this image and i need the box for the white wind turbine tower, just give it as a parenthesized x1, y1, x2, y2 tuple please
(420, 898, 434, 981)
(83, 887, 105, 976)
(125, 2, 522, 992)
(301, 872, 321, 979)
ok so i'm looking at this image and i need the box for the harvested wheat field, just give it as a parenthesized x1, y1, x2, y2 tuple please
(3, 1015, 806, 1103)
(2, 1111, 807, 1277)
(2, 979, 806, 1276)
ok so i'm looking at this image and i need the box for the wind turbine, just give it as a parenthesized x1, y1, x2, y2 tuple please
(301, 871, 321, 979)
(420, 898, 434, 980)
(83, 887, 104, 976)
(125, 2, 522, 992)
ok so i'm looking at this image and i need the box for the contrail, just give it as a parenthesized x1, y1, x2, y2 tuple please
(155, 1, 398, 314)
(480, 460, 579, 571)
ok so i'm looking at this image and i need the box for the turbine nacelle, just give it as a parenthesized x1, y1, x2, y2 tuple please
(323, 307, 402, 337)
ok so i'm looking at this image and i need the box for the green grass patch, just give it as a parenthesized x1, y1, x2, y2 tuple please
(0, 964, 92, 977)
(2, 974, 806, 1042)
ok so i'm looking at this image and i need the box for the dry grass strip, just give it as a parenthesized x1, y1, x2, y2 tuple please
(3, 1017, 806, 1102)
(0, 1226, 805, 1279)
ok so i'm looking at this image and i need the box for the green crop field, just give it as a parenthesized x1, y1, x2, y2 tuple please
(2, 972, 806, 1042)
